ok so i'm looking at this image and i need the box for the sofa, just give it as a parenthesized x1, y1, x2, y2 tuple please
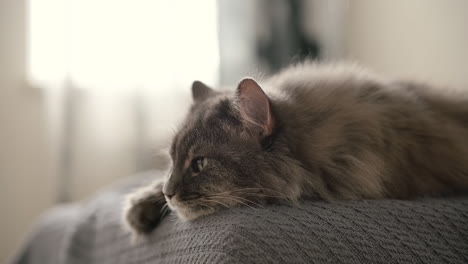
(11, 170, 468, 263)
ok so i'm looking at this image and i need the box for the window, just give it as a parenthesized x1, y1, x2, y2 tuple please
(28, 0, 220, 92)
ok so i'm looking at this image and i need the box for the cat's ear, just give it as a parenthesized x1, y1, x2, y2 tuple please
(236, 78, 275, 137)
(192, 81, 214, 102)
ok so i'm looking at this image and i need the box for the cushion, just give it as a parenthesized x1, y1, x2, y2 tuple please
(11, 170, 468, 264)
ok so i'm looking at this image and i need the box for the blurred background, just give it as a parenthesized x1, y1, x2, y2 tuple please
(1, 0, 468, 261)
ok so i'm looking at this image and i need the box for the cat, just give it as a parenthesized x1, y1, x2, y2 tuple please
(124, 62, 468, 236)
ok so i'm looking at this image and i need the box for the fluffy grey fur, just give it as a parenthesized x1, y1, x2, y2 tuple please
(124, 62, 468, 236)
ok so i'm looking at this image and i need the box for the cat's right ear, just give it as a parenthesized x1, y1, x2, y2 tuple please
(192, 81, 214, 103)
(236, 78, 275, 138)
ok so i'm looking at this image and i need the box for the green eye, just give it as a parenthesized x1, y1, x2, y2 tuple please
(191, 157, 207, 174)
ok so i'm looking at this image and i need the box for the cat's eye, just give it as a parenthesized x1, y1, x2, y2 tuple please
(191, 157, 208, 174)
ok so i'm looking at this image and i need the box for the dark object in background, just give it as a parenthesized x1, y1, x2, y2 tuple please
(255, 0, 320, 73)
(217, 0, 320, 84)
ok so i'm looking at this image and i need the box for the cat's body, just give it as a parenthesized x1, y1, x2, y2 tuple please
(125, 62, 468, 236)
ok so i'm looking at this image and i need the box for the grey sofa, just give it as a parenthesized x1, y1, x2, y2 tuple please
(11, 170, 468, 264)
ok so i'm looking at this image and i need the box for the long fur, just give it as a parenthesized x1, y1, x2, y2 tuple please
(124, 62, 468, 236)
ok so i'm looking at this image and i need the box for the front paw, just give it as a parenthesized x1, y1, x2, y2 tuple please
(124, 182, 168, 236)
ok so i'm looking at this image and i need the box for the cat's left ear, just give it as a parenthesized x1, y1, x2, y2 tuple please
(236, 78, 275, 137)
(192, 81, 214, 103)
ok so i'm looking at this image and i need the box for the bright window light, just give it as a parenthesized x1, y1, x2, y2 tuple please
(28, 0, 220, 92)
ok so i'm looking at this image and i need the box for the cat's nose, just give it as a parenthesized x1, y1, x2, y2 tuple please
(163, 173, 180, 199)
(162, 181, 176, 199)
(164, 191, 175, 199)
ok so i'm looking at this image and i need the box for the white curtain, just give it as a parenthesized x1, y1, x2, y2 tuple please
(28, 0, 219, 201)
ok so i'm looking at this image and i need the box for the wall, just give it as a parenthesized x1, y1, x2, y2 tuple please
(345, 0, 468, 89)
(0, 0, 58, 262)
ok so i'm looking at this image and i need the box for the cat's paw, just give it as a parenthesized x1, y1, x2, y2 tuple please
(123, 181, 168, 236)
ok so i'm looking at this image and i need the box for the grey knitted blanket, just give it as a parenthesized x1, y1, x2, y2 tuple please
(11, 171, 468, 264)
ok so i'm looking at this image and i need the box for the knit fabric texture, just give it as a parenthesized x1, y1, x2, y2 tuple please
(11, 171, 468, 264)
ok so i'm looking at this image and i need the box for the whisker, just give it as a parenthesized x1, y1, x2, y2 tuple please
(227, 194, 264, 206)
(222, 188, 296, 204)
(208, 191, 271, 207)
(229, 187, 288, 197)
(162, 205, 171, 217)
(160, 203, 169, 214)
(195, 200, 216, 211)
(201, 198, 230, 208)
(150, 197, 166, 204)
(209, 194, 262, 210)
(230, 192, 288, 199)
(213, 187, 288, 199)
(168, 214, 177, 222)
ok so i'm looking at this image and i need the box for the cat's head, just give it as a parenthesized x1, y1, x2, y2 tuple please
(163, 79, 299, 220)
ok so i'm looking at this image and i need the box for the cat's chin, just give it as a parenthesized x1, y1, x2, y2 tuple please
(175, 206, 216, 222)
(167, 198, 217, 221)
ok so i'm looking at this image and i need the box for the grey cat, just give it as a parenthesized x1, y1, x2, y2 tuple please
(124, 62, 468, 236)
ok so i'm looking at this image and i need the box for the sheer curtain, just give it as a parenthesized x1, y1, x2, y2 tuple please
(28, 0, 219, 201)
